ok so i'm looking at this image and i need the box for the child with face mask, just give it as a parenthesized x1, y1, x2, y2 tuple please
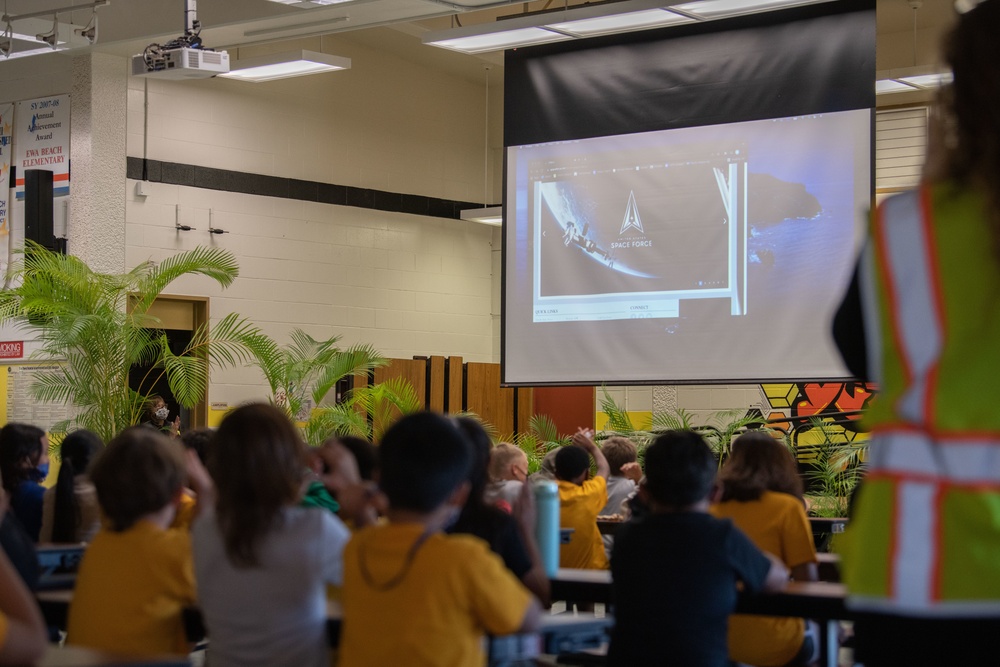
(145, 396, 180, 438)
(0, 424, 49, 542)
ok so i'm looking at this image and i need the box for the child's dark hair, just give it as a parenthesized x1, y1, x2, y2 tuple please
(51, 429, 103, 543)
(337, 435, 376, 481)
(378, 412, 471, 513)
(450, 417, 513, 546)
(719, 431, 802, 502)
(90, 427, 186, 532)
(0, 423, 46, 492)
(210, 403, 305, 568)
(180, 428, 214, 467)
(554, 446, 590, 482)
(643, 431, 717, 508)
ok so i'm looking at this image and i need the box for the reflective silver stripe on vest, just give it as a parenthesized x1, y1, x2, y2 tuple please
(872, 429, 1000, 483)
(879, 190, 942, 424)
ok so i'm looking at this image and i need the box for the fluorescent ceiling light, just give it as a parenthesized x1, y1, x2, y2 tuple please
(219, 50, 350, 82)
(425, 0, 837, 54)
(673, 0, 835, 19)
(267, 0, 354, 6)
(876, 67, 953, 95)
(899, 72, 953, 89)
(461, 206, 503, 227)
(428, 27, 571, 54)
(875, 79, 918, 95)
(548, 9, 695, 37)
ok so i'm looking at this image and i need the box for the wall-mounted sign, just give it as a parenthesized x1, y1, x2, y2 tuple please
(15, 94, 70, 199)
(0, 341, 24, 359)
(0, 103, 11, 236)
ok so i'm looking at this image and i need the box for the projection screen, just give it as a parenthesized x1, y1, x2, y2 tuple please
(502, 0, 875, 385)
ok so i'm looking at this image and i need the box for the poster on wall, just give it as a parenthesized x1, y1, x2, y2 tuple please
(0, 103, 11, 236)
(14, 94, 70, 200)
(5, 363, 78, 433)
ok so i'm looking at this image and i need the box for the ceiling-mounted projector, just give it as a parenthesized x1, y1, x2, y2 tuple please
(131, 47, 228, 79)
(131, 0, 228, 79)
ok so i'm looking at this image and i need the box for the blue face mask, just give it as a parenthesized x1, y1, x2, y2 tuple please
(34, 462, 49, 481)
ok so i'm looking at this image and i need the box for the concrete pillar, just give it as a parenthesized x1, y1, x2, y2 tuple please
(69, 52, 127, 274)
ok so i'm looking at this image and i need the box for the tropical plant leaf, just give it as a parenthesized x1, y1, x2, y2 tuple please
(599, 386, 634, 433)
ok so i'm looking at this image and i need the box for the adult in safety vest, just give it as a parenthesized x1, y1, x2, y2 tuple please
(835, 1, 1000, 664)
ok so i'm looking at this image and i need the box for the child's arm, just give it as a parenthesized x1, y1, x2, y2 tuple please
(572, 429, 610, 479)
(184, 449, 215, 517)
(316, 442, 379, 527)
(761, 551, 790, 592)
(0, 496, 46, 665)
(517, 598, 543, 633)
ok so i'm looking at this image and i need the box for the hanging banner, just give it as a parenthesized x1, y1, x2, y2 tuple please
(14, 94, 70, 199)
(0, 103, 12, 236)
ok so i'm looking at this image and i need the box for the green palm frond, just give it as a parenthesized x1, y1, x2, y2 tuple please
(311, 343, 386, 405)
(0, 243, 258, 440)
(132, 247, 240, 316)
(651, 408, 696, 432)
(304, 405, 372, 446)
(599, 386, 634, 433)
(528, 413, 562, 444)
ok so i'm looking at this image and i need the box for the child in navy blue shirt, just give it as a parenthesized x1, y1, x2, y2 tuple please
(609, 431, 788, 667)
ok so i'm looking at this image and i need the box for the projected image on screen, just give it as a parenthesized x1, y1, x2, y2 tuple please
(504, 109, 871, 384)
(531, 144, 746, 322)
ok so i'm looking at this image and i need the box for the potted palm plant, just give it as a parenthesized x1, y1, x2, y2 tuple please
(250, 328, 422, 445)
(0, 242, 277, 443)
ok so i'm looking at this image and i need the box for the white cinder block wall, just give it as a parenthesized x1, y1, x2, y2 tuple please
(123, 35, 500, 406)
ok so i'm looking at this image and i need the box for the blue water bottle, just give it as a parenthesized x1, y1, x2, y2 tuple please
(534, 479, 560, 577)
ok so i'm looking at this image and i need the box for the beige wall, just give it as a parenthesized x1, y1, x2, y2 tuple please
(120, 35, 502, 405)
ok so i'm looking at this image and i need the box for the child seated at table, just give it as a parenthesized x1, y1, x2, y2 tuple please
(711, 431, 819, 667)
(555, 429, 610, 569)
(191, 403, 369, 667)
(483, 442, 528, 511)
(608, 430, 788, 667)
(338, 412, 541, 667)
(67, 427, 196, 656)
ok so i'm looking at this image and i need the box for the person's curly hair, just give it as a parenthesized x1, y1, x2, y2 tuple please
(939, 0, 1000, 255)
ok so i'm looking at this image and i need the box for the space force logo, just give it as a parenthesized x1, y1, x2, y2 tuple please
(619, 191, 644, 234)
(612, 190, 652, 250)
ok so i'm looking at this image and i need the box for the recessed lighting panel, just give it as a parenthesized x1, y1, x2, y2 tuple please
(427, 27, 571, 55)
(875, 79, 918, 95)
(267, 0, 353, 7)
(898, 72, 953, 89)
(218, 50, 350, 82)
(674, 0, 833, 19)
(547, 9, 695, 37)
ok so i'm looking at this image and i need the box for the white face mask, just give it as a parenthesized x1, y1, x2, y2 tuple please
(154, 407, 170, 421)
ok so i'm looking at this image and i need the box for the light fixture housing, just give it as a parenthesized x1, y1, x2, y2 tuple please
(460, 206, 503, 227)
(424, 0, 839, 54)
(875, 66, 953, 95)
(266, 0, 354, 7)
(218, 49, 350, 83)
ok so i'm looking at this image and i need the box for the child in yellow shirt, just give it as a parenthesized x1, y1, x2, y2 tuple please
(339, 412, 541, 667)
(67, 428, 196, 656)
(555, 429, 610, 569)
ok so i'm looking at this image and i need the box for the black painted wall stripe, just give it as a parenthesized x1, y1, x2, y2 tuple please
(126, 157, 487, 220)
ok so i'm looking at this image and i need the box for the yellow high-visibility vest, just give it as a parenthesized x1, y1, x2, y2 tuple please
(842, 182, 1000, 615)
